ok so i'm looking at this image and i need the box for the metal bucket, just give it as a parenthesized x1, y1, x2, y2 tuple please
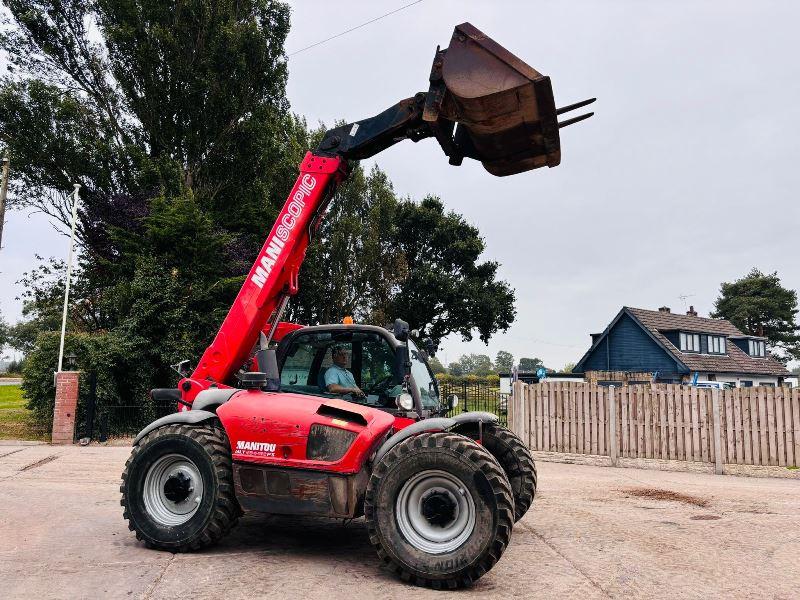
(426, 23, 593, 177)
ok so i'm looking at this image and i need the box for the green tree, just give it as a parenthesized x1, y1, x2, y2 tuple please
(711, 269, 800, 361)
(0, 1, 296, 236)
(428, 356, 447, 375)
(293, 182, 516, 347)
(290, 163, 404, 325)
(560, 362, 576, 373)
(448, 353, 494, 376)
(387, 196, 515, 344)
(518, 357, 545, 372)
(0, 1, 298, 400)
(495, 350, 514, 373)
(0, 311, 8, 350)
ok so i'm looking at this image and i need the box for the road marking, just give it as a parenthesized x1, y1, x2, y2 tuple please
(19, 454, 60, 472)
(0, 448, 25, 459)
(140, 553, 176, 600)
(519, 520, 611, 598)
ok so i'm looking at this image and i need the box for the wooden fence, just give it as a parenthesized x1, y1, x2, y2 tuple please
(508, 382, 800, 471)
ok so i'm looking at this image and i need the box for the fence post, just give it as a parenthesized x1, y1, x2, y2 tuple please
(84, 371, 97, 440)
(608, 385, 618, 466)
(712, 388, 724, 475)
(520, 383, 528, 445)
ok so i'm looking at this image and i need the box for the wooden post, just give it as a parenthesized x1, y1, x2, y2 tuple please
(609, 385, 618, 466)
(712, 388, 724, 475)
(510, 381, 529, 445)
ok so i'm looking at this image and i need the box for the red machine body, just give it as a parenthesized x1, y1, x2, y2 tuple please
(216, 390, 395, 474)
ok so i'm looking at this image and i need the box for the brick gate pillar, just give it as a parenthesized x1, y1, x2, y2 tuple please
(52, 371, 80, 444)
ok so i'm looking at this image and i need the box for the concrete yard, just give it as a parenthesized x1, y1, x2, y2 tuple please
(1, 443, 798, 599)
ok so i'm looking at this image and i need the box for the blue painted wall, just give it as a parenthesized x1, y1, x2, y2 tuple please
(580, 312, 687, 377)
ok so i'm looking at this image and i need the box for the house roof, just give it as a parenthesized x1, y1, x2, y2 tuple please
(576, 307, 789, 377)
(627, 307, 741, 336)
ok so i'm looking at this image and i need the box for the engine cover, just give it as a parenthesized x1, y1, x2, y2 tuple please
(215, 390, 395, 475)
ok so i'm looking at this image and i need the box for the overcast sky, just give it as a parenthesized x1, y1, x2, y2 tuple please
(1, 1, 799, 369)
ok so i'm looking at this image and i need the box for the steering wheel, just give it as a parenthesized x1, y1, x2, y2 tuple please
(366, 374, 394, 395)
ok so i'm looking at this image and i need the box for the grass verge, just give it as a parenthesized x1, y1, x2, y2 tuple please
(0, 385, 50, 441)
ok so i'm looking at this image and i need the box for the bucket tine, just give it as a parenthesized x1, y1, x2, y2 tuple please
(556, 98, 596, 115)
(558, 112, 594, 129)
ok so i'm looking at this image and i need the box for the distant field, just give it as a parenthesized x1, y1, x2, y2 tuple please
(0, 385, 50, 441)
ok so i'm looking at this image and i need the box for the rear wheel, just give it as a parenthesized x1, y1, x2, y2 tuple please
(365, 432, 514, 588)
(120, 423, 238, 551)
(454, 423, 537, 522)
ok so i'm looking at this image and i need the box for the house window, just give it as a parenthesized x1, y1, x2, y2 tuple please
(679, 332, 700, 352)
(748, 340, 766, 357)
(741, 380, 753, 387)
(707, 335, 726, 354)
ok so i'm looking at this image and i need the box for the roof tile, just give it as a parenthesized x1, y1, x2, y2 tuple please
(627, 307, 789, 376)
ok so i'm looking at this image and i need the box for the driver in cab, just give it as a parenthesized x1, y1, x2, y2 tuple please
(325, 345, 365, 399)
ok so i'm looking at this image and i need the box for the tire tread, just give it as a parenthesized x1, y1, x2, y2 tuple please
(120, 422, 238, 552)
(364, 432, 514, 589)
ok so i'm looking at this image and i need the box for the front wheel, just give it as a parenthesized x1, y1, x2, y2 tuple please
(364, 432, 514, 589)
(454, 423, 537, 522)
(120, 423, 239, 551)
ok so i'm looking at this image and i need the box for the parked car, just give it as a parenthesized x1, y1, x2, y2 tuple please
(693, 381, 735, 390)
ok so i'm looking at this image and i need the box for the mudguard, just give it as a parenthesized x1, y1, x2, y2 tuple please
(133, 409, 218, 445)
(373, 411, 499, 464)
(192, 388, 238, 412)
(451, 411, 498, 426)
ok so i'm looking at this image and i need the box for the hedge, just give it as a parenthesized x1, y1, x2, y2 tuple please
(21, 331, 154, 427)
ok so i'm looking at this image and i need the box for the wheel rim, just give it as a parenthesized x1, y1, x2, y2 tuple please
(142, 454, 204, 526)
(396, 469, 476, 554)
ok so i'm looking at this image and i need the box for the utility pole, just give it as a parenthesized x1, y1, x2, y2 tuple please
(57, 183, 81, 374)
(0, 156, 9, 252)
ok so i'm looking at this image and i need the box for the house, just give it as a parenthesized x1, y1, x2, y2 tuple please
(573, 306, 791, 387)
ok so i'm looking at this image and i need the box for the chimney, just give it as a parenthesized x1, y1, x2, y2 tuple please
(686, 305, 698, 317)
(658, 306, 671, 313)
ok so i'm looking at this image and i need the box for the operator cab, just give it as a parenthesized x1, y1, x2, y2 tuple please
(275, 324, 444, 419)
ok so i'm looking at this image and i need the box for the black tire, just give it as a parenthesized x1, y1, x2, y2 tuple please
(364, 432, 514, 589)
(453, 423, 537, 522)
(120, 423, 239, 551)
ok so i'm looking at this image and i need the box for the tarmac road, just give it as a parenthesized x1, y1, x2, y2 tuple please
(1, 442, 798, 599)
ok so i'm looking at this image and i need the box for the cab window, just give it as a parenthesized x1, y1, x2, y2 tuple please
(361, 338, 395, 390)
(279, 331, 399, 407)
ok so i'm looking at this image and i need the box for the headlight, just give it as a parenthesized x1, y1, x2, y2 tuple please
(396, 393, 414, 411)
(306, 424, 357, 462)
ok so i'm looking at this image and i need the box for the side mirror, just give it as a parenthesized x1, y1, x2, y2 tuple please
(447, 394, 459, 410)
(255, 348, 280, 392)
(392, 318, 410, 342)
(423, 337, 438, 357)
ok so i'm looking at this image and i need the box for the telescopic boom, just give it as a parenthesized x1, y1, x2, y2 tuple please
(177, 23, 594, 402)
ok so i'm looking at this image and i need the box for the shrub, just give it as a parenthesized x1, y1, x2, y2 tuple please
(436, 373, 501, 387)
(21, 331, 153, 427)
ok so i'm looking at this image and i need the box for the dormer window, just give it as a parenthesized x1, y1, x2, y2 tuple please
(707, 335, 726, 354)
(748, 339, 766, 357)
(679, 332, 700, 352)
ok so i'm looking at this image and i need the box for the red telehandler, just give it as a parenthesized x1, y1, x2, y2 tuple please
(121, 23, 593, 588)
